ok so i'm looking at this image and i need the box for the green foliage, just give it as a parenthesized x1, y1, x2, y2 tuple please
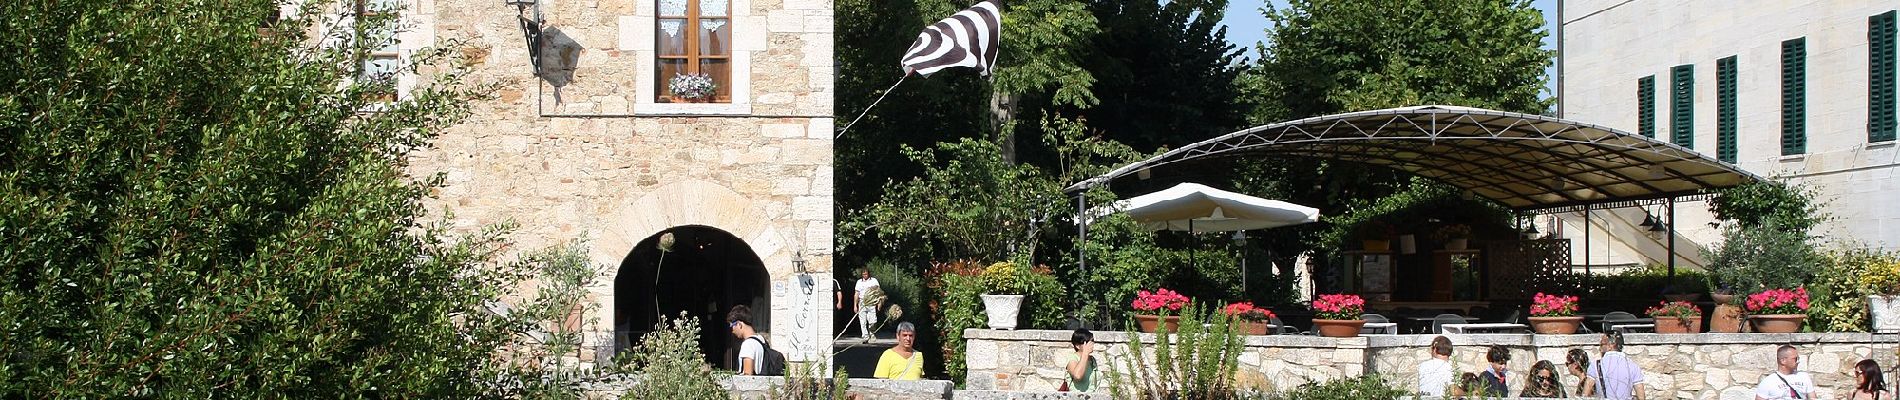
(766, 363, 851, 400)
(1250, 374, 1413, 400)
(867, 259, 923, 322)
(981, 261, 1029, 295)
(1710, 181, 1823, 232)
(0, 0, 608, 396)
(1068, 0, 1252, 152)
(1702, 221, 1822, 293)
(1809, 248, 1900, 333)
(1585, 264, 1712, 300)
(841, 136, 1066, 262)
(1107, 303, 1247, 399)
(619, 314, 732, 400)
(1316, 181, 1511, 254)
(923, 260, 1065, 384)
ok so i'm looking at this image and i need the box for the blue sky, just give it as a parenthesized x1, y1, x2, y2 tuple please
(1219, 0, 1560, 96)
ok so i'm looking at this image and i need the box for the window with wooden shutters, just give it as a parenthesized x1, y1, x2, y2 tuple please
(657, 0, 732, 103)
(1671, 64, 1694, 149)
(1717, 56, 1738, 163)
(1638, 75, 1656, 138)
(1782, 37, 1807, 155)
(1873, 10, 1897, 143)
(358, 0, 402, 102)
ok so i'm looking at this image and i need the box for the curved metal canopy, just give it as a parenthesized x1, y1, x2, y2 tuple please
(1065, 105, 1767, 212)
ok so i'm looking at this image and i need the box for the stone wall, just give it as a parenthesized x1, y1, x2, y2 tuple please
(726, 376, 954, 400)
(971, 330, 1900, 400)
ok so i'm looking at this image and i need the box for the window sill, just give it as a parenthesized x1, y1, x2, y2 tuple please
(1867, 141, 1896, 150)
(1775, 154, 1806, 162)
(636, 102, 753, 116)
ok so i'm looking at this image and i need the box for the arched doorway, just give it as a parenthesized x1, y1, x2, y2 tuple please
(615, 225, 771, 369)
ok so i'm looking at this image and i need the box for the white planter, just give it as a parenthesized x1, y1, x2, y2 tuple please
(981, 294, 1025, 330)
(1870, 295, 1900, 333)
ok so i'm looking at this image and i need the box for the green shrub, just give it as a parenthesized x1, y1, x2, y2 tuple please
(1703, 220, 1822, 293)
(618, 313, 730, 399)
(1584, 264, 1711, 301)
(1810, 248, 1900, 332)
(1107, 303, 1247, 400)
(1250, 374, 1412, 400)
(867, 259, 924, 325)
(924, 260, 1065, 384)
(1710, 181, 1823, 232)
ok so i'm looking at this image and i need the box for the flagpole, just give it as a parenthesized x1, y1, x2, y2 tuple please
(833, 73, 910, 139)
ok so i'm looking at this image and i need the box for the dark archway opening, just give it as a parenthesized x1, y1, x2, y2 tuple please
(615, 225, 770, 370)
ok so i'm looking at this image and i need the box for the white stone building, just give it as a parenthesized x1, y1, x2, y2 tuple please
(348, 0, 838, 367)
(1554, 0, 1898, 268)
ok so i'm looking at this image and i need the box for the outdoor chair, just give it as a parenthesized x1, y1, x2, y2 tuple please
(1430, 314, 1468, 334)
(1362, 313, 1391, 323)
(1267, 315, 1302, 335)
(1601, 311, 1642, 333)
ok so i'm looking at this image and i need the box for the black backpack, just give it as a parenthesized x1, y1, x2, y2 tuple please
(744, 336, 787, 376)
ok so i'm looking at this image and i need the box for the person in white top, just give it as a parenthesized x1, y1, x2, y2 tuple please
(839, 268, 881, 341)
(726, 304, 765, 375)
(1417, 336, 1456, 396)
(1756, 344, 1816, 400)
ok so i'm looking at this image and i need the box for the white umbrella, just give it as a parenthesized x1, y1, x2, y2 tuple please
(1084, 182, 1320, 292)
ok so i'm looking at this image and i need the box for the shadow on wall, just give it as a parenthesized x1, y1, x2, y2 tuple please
(537, 27, 582, 103)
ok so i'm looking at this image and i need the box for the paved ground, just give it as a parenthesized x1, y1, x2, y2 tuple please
(831, 332, 894, 378)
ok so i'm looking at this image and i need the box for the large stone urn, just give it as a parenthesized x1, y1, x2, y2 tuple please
(981, 294, 1024, 330)
(1870, 295, 1900, 332)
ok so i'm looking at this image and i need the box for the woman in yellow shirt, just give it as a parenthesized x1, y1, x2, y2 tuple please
(873, 322, 922, 380)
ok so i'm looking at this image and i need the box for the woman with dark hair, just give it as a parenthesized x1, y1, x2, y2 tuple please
(1853, 359, 1891, 400)
(1566, 348, 1597, 397)
(1522, 360, 1567, 397)
(1063, 329, 1098, 392)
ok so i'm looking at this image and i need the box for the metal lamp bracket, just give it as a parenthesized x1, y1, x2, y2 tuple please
(512, 1, 544, 76)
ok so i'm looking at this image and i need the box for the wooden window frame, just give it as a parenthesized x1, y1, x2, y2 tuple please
(1872, 10, 1897, 143)
(657, 0, 732, 103)
(1637, 75, 1656, 138)
(1717, 56, 1738, 163)
(1670, 64, 1694, 149)
(1782, 37, 1807, 155)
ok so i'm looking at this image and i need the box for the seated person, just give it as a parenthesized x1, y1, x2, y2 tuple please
(873, 322, 922, 380)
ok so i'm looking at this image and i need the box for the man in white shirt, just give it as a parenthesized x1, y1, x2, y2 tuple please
(1755, 345, 1816, 400)
(1417, 336, 1455, 396)
(726, 305, 765, 375)
(841, 268, 882, 341)
(1589, 331, 1648, 400)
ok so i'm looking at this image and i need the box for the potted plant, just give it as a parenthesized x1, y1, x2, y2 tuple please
(1434, 224, 1473, 251)
(978, 262, 1028, 330)
(1863, 258, 1900, 332)
(1355, 221, 1396, 252)
(1222, 301, 1275, 335)
(668, 73, 718, 102)
(1527, 292, 1583, 334)
(1130, 288, 1190, 333)
(1311, 293, 1367, 337)
(1745, 287, 1810, 333)
(1645, 301, 1704, 334)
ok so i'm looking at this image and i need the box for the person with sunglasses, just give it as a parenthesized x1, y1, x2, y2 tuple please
(1564, 348, 1597, 398)
(1851, 359, 1890, 400)
(1753, 344, 1814, 400)
(726, 305, 765, 375)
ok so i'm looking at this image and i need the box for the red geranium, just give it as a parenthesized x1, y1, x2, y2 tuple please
(1746, 288, 1810, 315)
(1530, 292, 1580, 317)
(1312, 293, 1365, 320)
(1132, 288, 1190, 312)
(1222, 301, 1275, 323)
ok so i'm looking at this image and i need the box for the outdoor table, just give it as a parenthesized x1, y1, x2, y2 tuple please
(1440, 323, 1529, 334)
(1361, 322, 1399, 335)
(1596, 318, 1654, 333)
(1611, 324, 1656, 335)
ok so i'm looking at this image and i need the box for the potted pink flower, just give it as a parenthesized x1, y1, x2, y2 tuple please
(1222, 301, 1276, 335)
(1527, 292, 1583, 334)
(1645, 301, 1704, 334)
(1311, 293, 1367, 337)
(1745, 288, 1810, 333)
(1131, 288, 1190, 333)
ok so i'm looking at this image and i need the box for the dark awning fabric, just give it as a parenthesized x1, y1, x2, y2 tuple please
(1065, 105, 1766, 212)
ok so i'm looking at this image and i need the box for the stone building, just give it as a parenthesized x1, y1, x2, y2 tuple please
(1552, 0, 1898, 267)
(364, 0, 837, 367)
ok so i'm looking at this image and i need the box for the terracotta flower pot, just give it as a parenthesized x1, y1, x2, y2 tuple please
(1528, 316, 1584, 334)
(1312, 319, 1366, 337)
(1235, 321, 1270, 335)
(1654, 316, 1703, 334)
(1710, 304, 1747, 333)
(1749, 314, 1807, 333)
(1711, 293, 1738, 304)
(1135, 314, 1181, 333)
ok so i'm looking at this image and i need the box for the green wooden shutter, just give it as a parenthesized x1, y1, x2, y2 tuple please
(1718, 56, 1738, 162)
(1639, 76, 1656, 138)
(1671, 64, 1695, 148)
(1873, 10, 1898, 143)
(1782, 37, 1807, 155)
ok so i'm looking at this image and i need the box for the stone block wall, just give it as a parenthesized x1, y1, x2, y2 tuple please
(973, 330, 1900, 400)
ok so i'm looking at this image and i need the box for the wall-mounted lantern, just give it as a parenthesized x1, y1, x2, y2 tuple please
(505, 0, 543, 75)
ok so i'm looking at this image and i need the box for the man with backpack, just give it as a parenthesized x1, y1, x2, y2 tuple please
(726, 304, 785, 376)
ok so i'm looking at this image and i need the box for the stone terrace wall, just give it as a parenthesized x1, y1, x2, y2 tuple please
(963, 329, 1364, 393)
(973, 330, 1900, 400)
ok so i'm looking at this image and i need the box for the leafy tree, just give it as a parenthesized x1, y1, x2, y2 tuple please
(0, 0, 589, 396)
(1067, 0, 1251, 152)
(1710, 180, 1824, 233)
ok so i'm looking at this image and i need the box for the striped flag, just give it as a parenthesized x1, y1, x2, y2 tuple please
(900, 0, 1001, 77)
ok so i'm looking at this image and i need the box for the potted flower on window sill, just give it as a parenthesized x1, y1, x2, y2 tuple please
(1434, 224, 1473, 251)
(1645, 301, 1704, 334)
(1131, 288, 1189, 333)
(1355, 222, 1396, 252)
(1527, 292, 1583, 334)
(1311, 293, 1366, 337)
(1862, 258, 1900, 333)
(1223, 301, 1275, 335)
(978, 262, 1028, 330)
(1745, 287, 1809, 333)
(668, 73, 717, 103)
